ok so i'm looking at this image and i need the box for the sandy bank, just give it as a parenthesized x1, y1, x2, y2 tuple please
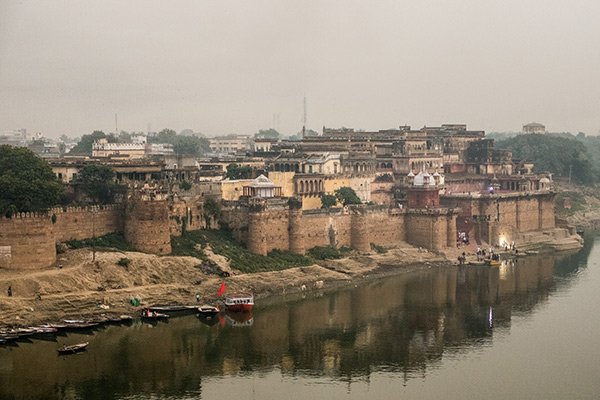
(0, 244, 447, 328)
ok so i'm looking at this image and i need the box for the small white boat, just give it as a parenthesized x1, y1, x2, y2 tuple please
(197, 305, 220, 318)
(58, 342, 89, 354)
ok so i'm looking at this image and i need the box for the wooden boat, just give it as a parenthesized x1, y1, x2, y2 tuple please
(57, 342, 89, 354)
(486, 259, 500, 267)
(197, 304, 220, 318)
(140, 309, 169, 320)
(148, 305, 197, 315)
(468, 260, 487, 266)
(223, 293, 254, 313)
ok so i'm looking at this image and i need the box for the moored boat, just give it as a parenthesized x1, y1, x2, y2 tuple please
(148, 305, 197, 314)
(223, 293, 254, 312)
(197, 304, 220, 318)
(140, 309, 170, 320)
(57, 342, 88, 354)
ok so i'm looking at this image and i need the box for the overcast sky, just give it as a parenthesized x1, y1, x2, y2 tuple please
(1, 0, 599, 138)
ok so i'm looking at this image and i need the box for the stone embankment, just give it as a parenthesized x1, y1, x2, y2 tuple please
(0, 245, 446, 328)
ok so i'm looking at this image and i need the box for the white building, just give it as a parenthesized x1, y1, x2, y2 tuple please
(522, 122, 546, 134)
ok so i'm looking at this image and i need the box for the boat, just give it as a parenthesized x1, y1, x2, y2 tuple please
(197, 304, 220, 318)
(486, 259, 500, 267)
(57, 342, 89, 354)
(468, 260, 487, 266)
(148, 305, 197, 315)
(526, 250, 540, 255)
(140, 309, 170, 320)
(223, 293, 254, 312)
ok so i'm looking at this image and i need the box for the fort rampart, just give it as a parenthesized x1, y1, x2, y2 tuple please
(222, 199, 459, 256)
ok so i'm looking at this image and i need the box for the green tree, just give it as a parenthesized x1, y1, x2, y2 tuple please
(321, 194, 338, 208)
(76, 164, 117, 204)
(203, 197, 221, 228)
(68, 130, 110, 155)
(149, 128, 210, 156)
(495, 134, 595, 184)
(0, 145, 65, 215)
(255, 129, 280, 139)
(335, 187, 362, 205)
(225, 163, 253, 180)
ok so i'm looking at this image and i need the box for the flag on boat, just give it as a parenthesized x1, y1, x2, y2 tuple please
(217, 281, 226, 297)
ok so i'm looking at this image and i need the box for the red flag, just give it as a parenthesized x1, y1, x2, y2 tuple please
(217, 281, 226, 298)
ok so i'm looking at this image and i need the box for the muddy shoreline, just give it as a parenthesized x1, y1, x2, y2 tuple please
(0, 245, 448, 329)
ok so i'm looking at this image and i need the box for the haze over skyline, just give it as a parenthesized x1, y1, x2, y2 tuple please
(1, 0, 599, 138)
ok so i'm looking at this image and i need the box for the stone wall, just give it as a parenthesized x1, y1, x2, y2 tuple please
(0, 213, 56, 270)
(300, 210, 352, 250)
(53, 205, 123, 242)
(124, 199, 172, 255)
(404, 209, 457, 251)
(247, 208, 290, 256)
(234, 200, 456, 255)
(441, 192, 556, 246)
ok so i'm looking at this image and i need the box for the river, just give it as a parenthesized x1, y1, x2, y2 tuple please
(1, 236, 598, 400)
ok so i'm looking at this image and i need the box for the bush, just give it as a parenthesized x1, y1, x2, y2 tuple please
(67, 233, 131, 251)
(179, 181, 192, 191)
(171, 229, 313, 273)
(307, 246, 351, 260)
(117, 257, 131, 268)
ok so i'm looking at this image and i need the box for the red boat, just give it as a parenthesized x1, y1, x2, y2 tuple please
(223, 293, 254, 312)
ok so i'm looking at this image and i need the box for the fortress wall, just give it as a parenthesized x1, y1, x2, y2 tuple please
(0, 214, 56, 270)
(247, 209, 290, 255)
(516, 197, 541, 232)
(124, 199, 171, 255)
(53, 205, 123, 242)
(300, 212, 352, 250)
(539, 195, 556, 229)
(364, 210, 405, 247)
(404, 211, 454, 251)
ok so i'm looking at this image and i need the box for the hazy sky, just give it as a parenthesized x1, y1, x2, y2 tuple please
(1, 0, 599, 138)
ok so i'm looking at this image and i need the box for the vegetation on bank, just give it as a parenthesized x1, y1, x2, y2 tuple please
(554, 191, 588, 218)
(171, 229, 314, 273)
(66, 233, 132, 251)
(495, 134, 597, 184)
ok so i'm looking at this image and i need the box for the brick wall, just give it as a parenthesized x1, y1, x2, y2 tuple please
(0, 214, 56, 270)
(53, 205, 123, 242)
(124, 199, 172, 255)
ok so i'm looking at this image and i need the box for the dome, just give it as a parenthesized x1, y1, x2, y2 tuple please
(539, 177, 550, 183)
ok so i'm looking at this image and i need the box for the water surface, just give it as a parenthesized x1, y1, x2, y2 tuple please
(1, 237, 597, 399)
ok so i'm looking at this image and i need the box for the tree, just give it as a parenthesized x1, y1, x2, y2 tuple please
(321, 194, 338, 209)
(68, 130, 110, 155)
(203, 197, 221, 228)
(495, 134, 595, 184)
(0, 145, 64, 215)
(255, 129, 280, 140)
(225, 163, 253, 180)
(149, 128, 210, 156)
(76, 164, 117, 204)
(335, 187, 362, 206)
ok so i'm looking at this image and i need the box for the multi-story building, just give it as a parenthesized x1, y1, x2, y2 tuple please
(209, 135, 251, 155)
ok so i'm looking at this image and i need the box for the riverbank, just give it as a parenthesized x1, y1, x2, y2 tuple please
(0, 243, 447, 328)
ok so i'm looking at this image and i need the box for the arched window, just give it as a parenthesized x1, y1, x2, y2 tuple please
(309, 181, 314, 192)
(300, 181, 304, 193)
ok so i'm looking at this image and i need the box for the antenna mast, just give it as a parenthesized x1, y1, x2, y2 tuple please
(302, 96, 307, 139)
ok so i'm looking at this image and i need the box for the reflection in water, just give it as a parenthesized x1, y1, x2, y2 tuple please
(0, 243, 592, 399)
